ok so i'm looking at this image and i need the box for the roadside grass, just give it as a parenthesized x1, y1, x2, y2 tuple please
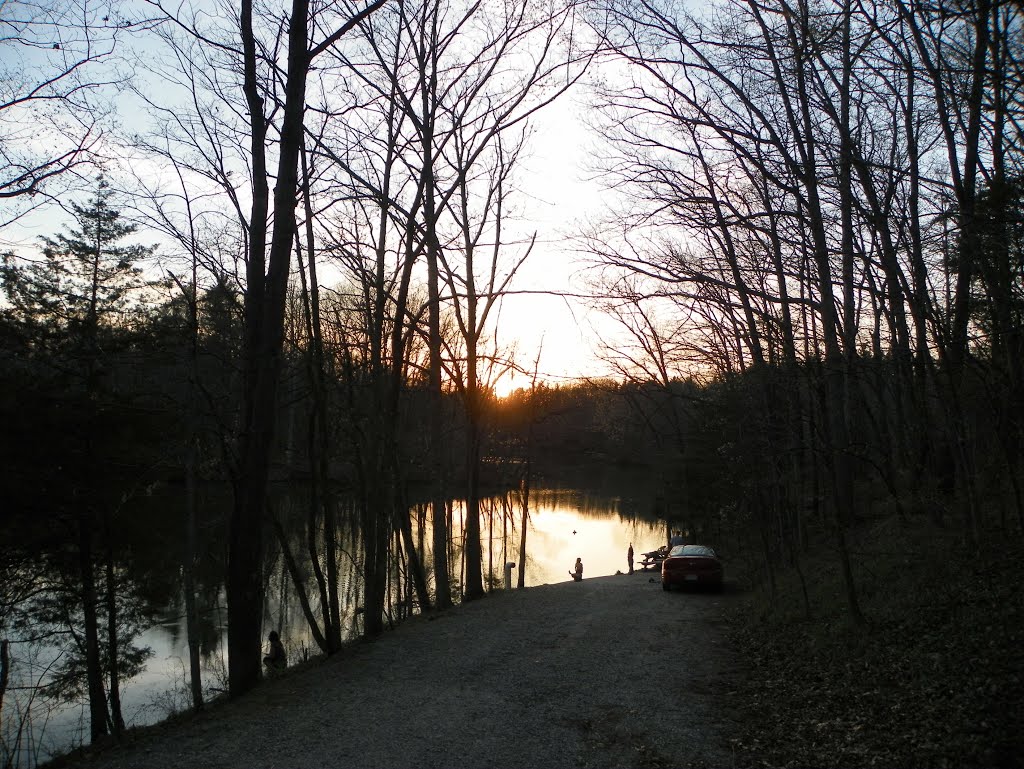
(727, 515, 1024, 768)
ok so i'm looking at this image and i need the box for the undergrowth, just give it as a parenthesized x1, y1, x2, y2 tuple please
(727, 516, 1024, 769)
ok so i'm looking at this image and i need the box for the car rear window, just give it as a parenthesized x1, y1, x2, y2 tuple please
(670, 545, 716, 557)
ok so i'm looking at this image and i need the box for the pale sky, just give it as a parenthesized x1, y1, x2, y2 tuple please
(488, 95, 618, 394)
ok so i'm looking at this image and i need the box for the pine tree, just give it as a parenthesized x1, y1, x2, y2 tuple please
(0, 177, 155, 743)
(1, 177, 154, 369)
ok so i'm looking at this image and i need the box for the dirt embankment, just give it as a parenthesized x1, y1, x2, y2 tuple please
(58, 573, 744, 769)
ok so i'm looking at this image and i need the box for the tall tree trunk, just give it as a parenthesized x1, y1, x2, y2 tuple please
(104, 518, 125, 736)
(229, 0, 310, 695)
(387, 179, 433, 615)
(0, 639, 9, 726)
(421, 51, 453, 609)
(299, 145, 343, 652)
(462, 345, 484, 601)
(79, 507, 109, 742)
(949, 0, 992, 366)
(228, 0, 271, 699)
(516, 351, 542, 589)
(183, 430, 204, 710)
(179, 203, 205, 711)
(785, 5, 863, 624)
(294, 174, 342, 653)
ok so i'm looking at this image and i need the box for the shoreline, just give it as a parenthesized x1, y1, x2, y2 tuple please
(51, 573, 741, 769)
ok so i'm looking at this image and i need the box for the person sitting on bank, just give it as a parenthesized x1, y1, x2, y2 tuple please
(569, 557, 583, 581)
(263, 630, 287, 671)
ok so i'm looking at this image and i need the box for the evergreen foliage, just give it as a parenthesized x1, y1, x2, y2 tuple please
(1, 179, 153, 352)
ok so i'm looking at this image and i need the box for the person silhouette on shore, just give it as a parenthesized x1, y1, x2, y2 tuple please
(627, 543, 634, 574)
(569, 557, 583, 581)
(263, 630, 287, 671)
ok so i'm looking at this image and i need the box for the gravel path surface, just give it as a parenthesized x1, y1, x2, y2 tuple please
(66, 572, 745, 769)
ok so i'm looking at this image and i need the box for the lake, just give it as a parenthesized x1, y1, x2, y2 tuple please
(2, 484, 669, 767)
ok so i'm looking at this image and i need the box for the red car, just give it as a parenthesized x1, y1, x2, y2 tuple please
(661, 545, 724, 591)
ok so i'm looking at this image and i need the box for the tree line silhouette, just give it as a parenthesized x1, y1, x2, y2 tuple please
(1, 0, 1022, 761)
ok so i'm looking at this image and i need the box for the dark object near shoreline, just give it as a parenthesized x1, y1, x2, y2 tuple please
(661, 545, 724, 591)
(637, 546, 669, 570)
(264, 630, 287, 671)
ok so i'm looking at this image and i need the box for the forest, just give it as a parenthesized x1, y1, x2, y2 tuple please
(1, 0, 1022, 765)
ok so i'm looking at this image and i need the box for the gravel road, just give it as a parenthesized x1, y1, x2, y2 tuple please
(66, 572, 745, 769)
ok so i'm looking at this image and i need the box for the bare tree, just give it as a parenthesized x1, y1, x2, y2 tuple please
(588, 0, 988, 620)
(307, 0, 592, 614)
(0, 0, 132, 225)
(140, 0, 386, 695)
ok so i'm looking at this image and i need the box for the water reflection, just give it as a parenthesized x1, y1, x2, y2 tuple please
(4, 484, 665, 767)
(456, 489, 666, 587)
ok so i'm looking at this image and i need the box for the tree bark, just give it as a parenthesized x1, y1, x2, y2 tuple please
(229, 0, 310, 696)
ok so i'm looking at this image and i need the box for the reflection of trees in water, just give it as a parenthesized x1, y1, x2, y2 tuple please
(264, 489, 364, 654)
(444, 486, 663, 590)
(530, 483, 661, 523)
(2, 555, 155, 766)
(0, 482, 227, 767)
(2, 478, 655, 765)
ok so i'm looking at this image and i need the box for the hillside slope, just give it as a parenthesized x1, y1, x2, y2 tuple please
(729, 520, 1023, 768)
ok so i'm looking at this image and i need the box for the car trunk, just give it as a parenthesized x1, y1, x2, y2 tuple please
(664, 557, 719, 573)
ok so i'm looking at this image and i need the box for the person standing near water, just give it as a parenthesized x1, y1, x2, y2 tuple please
(627, 543, 634, 574)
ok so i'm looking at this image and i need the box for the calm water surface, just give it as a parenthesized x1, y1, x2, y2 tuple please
(6, 486, 667, 767)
